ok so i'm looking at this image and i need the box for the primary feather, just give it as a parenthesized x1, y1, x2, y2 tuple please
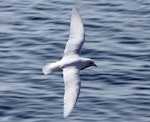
(63, 67, 81, 118)
(64, 7, 85, 56)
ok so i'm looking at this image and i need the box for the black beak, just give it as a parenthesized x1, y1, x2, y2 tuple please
(93, 63, 97, 67)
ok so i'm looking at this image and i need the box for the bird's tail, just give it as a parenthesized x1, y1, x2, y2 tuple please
(42, 63, 52, 75)
(42, 61, 62, 75)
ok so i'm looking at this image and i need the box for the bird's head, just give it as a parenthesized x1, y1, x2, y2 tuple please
(88, 60, 97, 67)
(81, 59, 97, 70)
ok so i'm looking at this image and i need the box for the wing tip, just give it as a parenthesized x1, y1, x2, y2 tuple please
(72, 6, 79, 14)
(64, 112, 69, 118)
(63, 95, 77, 118)
(63, 107, 74, 118)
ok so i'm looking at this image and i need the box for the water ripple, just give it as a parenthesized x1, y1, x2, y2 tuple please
(0, 0, 150, 122)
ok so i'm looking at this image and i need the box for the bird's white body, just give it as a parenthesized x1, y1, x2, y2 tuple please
(42, 7, 96, 118)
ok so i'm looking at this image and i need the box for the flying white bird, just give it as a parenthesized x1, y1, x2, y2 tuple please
(42, 7, 97, 118)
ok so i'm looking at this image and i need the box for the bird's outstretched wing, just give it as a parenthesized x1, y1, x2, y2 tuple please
(63, 67, 81, 118)
(64, 7, 84, 56)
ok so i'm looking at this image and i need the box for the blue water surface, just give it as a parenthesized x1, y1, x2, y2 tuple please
(0, 0, 150, 122)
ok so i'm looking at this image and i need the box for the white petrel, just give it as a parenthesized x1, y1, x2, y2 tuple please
(42, 7, 97, 118)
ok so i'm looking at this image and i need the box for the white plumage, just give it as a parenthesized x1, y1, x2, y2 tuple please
(42, 7, 96, 118)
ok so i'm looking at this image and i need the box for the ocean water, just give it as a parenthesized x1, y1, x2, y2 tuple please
(0, 0, 150, 122)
